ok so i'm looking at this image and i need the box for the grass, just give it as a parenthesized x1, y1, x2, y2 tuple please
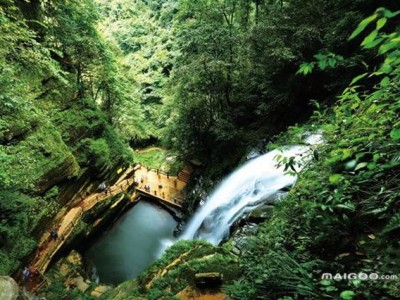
(132, 148, 184, 174)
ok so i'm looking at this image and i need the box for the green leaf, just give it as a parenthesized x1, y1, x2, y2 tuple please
(319, 60, 327, 70)
(342, 149, 352, 160)
(319, 279, 332, 286)
(355, 162, 368, 171)
(325, 286, 338, 292)
(329, 174, 343, 184)
(390, 128, 400, 140)
(380, 76, 390, 87)
(363, 37, 384, 49)
(340, 290, 355, 300)
(383, 212, 400, 233)
(314, 53, 325, 60)
(383, 9, 400, 19)
(336, 203, 355, 211)
(361, 30, 378, 47)
(297, 63, 314, 75)
(349, 14, 377, 40)
(378, 63, 393, 73)
(350, 280, 361, 287)
(379, 41, 400, 55)
(350, 73, 367, 86)
(376, 17, 387, 30)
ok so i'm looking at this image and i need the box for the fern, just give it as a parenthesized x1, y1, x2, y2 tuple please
(382, 212, 400, 234)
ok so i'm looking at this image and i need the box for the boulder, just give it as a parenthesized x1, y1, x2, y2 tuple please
(194, 272, 223, 288)
(0, 276, 19, 300)
(75, 276, 90, 293)
(91, 285, 112, 297)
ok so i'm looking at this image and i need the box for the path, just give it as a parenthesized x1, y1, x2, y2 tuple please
(134, 146, 165, 153)
(24, 164, 192, 292)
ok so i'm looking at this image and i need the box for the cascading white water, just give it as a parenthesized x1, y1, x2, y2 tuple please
(180, 134, 322, 245)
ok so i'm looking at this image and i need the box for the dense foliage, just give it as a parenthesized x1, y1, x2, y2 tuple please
(160, 0, 398, 176)
(224, 9, 400, 299)
(1, 1, 400, 300)
(95, 0, 179, 144)
(0, 0, 132, 274)
(94, 0, 398, 177)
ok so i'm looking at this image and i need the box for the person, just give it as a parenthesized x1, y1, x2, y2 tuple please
(158, 184, 163, 189)
(106, 185, 111, 195)
(22, 267, 30, 281)
(50, 228, 58, 240)
(98, 182, 106, 192)
(29, 266, 37, 278)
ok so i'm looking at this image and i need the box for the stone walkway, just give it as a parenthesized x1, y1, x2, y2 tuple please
(24, 164, 192, 292)
(134, 166, 188, 208)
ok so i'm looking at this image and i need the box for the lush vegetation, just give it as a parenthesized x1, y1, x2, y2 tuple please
(132, 147, 184, 174)
(222, 9, 400, 299)
(159, 0, 399, 176)
(0, 0, 132, 274)
(1, 0, 400, 300)
(102, 240, 240, 300)
(102, 2, 400, 300)
(94, 0, 398, 177)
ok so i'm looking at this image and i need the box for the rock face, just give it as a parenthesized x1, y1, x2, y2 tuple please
(91, 285, 112, 298)
(194, 272, 223, 288)
(0, 276, 19, 300)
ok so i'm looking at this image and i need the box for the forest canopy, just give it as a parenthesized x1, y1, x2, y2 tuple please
(0, 0, 399, 299)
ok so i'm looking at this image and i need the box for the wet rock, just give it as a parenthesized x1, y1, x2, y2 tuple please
(91, 285, 112, 297)
(230, 222, 259, 253)
(0, 276, 19, 300)
(173, 221, 185, 237)
(75, 276, 90, 292)
(246, 148, 262, 160)
(231, 247, 241, 256)
(248, 204, 274, 222)
(66, 250, 83, 266)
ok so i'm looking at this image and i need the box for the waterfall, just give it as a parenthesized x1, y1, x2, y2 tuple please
(180, 134, 322, 245)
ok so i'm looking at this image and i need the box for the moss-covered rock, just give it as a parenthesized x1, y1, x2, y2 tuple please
(2, 118, 79, 194)
(0, 276, 19, 300)
(102, 240, 240, 300)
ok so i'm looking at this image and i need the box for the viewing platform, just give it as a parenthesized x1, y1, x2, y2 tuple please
(132, 165, 193, 209)
(24, 163, 193, 291)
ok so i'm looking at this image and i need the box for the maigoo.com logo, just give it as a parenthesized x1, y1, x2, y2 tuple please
(321, 272, 399, 281)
